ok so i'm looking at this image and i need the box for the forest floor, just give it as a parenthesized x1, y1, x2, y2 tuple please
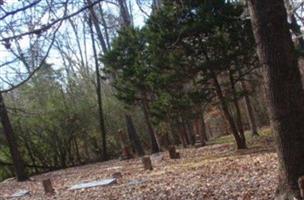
(0, 128, 278, 200)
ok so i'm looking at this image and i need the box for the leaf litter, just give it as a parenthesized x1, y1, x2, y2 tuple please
(0, 141, 278, 200)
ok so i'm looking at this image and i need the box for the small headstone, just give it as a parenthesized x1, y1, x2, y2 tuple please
(168, 145, 180, 159)
(194, 134, 203, 148)
(151, 153, 164, 164)
(42, 179, 55, 194)
(112, 172, 122, 179)
(69, 178, 117, 190)
(142, 156, 153, 170)
(11, 190, 30, 198)
(298, 176, 304, 198)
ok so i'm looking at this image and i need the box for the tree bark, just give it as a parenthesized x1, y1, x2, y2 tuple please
(0, 93, 27, 181)
(176, 119, 187, 148)
(194, 113, 207, 145)
(200, 112, 208, 142)
(182, 117, 195, 145)
(125, 114, 145, 156)
(152, 0, 163, 12)
(169, 119, 181, 146)
(207, 122, 213, 138)
(87, 0, 108, 54)
(229, 70, 246, 143)
(117, 0, 132, 27)
(210, 70, 247, 149)
(98, 3, 111, 50)
(284, 0, 304, 50)
(241, 80, 259, 136)
(248, 0, 304, 199)
(141, 95, 160, 153)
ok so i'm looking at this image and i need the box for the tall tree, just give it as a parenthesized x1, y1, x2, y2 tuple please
(248, 0, 304, 199)
(103, 27, 160, 153)
(241, 80, 259, 136)
(89, 17, 108, 161)
(117, 0, 132, 26)
(0, 93, 27, 181)
(125, 114, 145, 156)
(284, 0, 304, 49)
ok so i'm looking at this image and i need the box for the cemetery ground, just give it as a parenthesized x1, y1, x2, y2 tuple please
(0, 128, 277, 200)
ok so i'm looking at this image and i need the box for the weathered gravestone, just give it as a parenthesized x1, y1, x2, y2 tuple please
(168, 145, 180, 159)
(151, 153, 164, 164)
(42, 179, 55, 194)
(142, 156, 153, 170)
(112, 172, 122, 179)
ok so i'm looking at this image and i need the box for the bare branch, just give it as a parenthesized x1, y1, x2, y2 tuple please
(0, 0, 104, 42)
(0, 58, 18, 68)
(0, 19, 63, 93)
(136, 0, 150, 17)
(0, 0, 42, 20)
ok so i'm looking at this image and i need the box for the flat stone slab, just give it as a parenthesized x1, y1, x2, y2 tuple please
(69, 178, 117, 190)
(11, 190, 30, 197)
(127, 179, 146, 186)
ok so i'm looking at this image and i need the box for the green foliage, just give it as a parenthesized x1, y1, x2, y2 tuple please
(103, 27, 151, 105)
(0, 0, 264, 181)
(103, 0, 257, 125)
(0, 63, 146, 181)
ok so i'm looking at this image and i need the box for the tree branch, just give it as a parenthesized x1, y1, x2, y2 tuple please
(0, 0, 104, 42)
(0, 18, 63, 93)
(0, 0, 42, 21)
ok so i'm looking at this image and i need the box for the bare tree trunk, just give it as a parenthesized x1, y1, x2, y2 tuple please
(117, 0, 132, 26)
(229, 70, 246, 144)
(284, 0, 304, 49)
(141, 96, 160, 153)
(210, 71, 247, 149)
(207, 122, 213, 139)
(177, 120, 187, 148)
(200, 112, 208, 142)
(248, 0, 304, 199)
(241, 80, 259, 136)
(182, 117, 195, 145)
(169, 119, 181, 146)
(98, 3, 111, 49)
(73, 138, 82, 164)
(0, 93, 27, 181)
(87, 0, 108, 53)
(125, 114, 145, 156)
(152, 0, 162, 12)
(83, 132, 91, 161)
(89, 18, 107, 161)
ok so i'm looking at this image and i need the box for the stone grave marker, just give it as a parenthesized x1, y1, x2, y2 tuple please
(69, 178, 117, 190)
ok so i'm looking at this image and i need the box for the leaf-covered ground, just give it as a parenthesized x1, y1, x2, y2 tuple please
(0, 129, 278, 200)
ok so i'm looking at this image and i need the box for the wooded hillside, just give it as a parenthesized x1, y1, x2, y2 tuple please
(1, 0, 304, 199)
